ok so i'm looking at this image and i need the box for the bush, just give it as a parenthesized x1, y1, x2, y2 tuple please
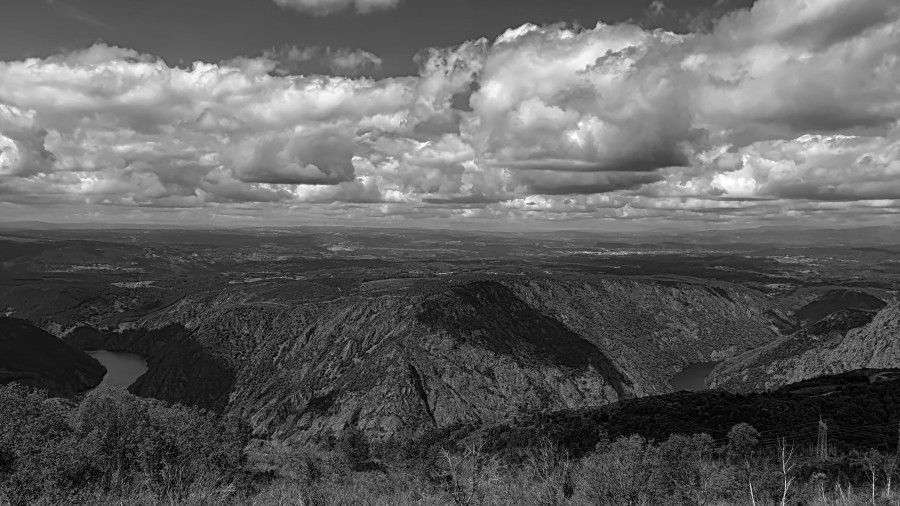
(574, 435, 659, 505)
(337, 426, 372, 471)
(2, 387, 897, 506)
(0, 384, 251, 505)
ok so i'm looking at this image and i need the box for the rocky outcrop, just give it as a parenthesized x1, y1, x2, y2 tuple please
(70, 275, 786, 442)
(0, 317, 106, 396)
(709, 302, 900, 392)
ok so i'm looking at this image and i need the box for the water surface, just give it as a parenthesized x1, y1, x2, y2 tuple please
(87, 350, 148, 389)
(670, 361, 721, 391)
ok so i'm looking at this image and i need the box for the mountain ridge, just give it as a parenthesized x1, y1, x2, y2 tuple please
(709, 301, 900, 392)
(65, 274, 786, 442)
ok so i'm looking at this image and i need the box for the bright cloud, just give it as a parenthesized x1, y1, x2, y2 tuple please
(0, 104, 54, 177)
(1, 0, 899, 228)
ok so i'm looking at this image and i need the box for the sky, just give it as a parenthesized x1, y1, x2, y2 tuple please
(0, 0, 899, 230)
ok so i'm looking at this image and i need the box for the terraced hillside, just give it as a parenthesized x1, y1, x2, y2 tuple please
(67, 274, 786, 442)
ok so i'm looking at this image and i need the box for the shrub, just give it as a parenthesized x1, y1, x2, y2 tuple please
(0, 383, 251, 505)
(337, 426, 372, 471)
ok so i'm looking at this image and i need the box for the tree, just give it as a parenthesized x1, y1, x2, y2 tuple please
(778, 438, 795, 506)
(853, 448, 883, 505)
(575, 435, 658, 506)
(71, 385, 143, 480)
(657, 433, 733, 505)
(727, 423, 760, 506)
(0, 383, 251, 503)
(882, 453, 897, 499)
(522, 438, 573, 505)
(440, 440, 499, 506)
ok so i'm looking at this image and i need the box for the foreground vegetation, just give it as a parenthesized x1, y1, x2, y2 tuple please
(4, 384, 900, 505)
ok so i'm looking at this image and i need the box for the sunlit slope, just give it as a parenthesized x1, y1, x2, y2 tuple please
(710, 301, 900, 392)
(71, 275, 785, 442)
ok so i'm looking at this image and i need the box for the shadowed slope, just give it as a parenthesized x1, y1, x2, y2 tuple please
(0, 317, 106, 396)
(65, 275, 786, 442)
(417, 281, 631, 395)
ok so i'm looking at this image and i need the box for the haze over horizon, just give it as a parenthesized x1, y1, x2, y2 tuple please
(2, 0, 899, 230)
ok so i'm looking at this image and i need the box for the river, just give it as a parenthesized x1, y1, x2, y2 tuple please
(670, 361, 720, 391)
(87, 350, 148, 389)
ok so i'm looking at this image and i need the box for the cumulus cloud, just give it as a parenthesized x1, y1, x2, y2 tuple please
(272, 0, 399, 16)
(1, 0, 899, 227)
(466, 23, 693, 175)
(0, 44, 411, 210)
(230, 128, 357, 185)
(706, 131, 900, 202)
(0, 105, 54, 177)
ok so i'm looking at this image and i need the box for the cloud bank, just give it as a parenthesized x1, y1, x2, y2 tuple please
(1, 0, 899, 228)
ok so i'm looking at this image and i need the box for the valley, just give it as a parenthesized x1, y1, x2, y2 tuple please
(4, 0, 900, 501)
(3, 225, 900, 505)
(2, 226, 898, 443)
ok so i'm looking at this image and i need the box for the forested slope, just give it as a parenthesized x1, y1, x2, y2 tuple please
(0, 317, 106, 396)
(710, 302, 900, 392)
(67, 275, 786, 442)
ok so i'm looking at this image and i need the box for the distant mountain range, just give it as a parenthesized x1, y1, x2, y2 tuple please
(2, 222, 898, 248)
